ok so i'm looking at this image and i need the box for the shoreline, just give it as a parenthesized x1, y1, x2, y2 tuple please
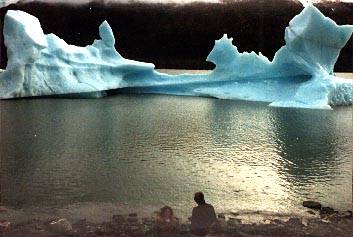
(1, 197, 351, 225)
(0, 203, 318, 224)
(1, 204, 352, 237)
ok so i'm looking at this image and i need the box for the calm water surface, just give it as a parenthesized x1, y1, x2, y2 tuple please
(0, 95, 352, 220)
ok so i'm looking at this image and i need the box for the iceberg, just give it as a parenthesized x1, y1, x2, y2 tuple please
(0, 5, 352, 109)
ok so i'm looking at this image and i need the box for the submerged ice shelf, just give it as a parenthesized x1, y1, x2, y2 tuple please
(0, 5, 352, 109)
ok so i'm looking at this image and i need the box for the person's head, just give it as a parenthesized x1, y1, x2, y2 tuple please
(194, 191, 205, 205)
(160, 206, 174, 219)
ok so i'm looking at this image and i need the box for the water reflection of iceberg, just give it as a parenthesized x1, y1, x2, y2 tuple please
(1, 95, 351, 213)
(270, 107, 352, 209)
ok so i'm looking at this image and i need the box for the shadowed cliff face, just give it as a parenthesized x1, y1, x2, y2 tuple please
(0, 0, 352, 71)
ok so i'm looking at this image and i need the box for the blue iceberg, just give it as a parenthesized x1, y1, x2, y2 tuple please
(0, 5, 352, 109)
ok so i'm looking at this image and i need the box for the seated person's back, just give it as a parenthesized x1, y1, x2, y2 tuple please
(191, 192, 217, 236)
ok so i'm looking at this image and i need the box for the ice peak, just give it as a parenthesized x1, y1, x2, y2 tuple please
(99, 21, 115, 47)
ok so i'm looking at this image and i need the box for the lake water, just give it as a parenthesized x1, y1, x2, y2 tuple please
(0, 94, 352, 221)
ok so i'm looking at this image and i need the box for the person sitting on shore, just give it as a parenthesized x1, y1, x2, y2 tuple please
(191, 191, 218, 236)
(154, 205, 179, 237)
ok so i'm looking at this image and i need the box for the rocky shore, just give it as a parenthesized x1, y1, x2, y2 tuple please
(1, 202, 352, 237)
